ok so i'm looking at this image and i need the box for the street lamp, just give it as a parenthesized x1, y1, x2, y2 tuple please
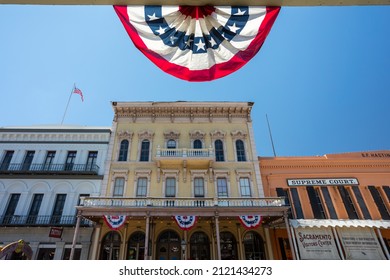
(181, 239, 187, 260)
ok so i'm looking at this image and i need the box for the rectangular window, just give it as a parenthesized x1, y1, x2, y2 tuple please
(217, 178, 228, 197)
(140, 140, 150, 162)
(86, 151, 98, 171)
(338, 186, 359, 219)
(113, 178, 125, 197)
(136, 178, 148, 197)
(276, 188, 292, 218)
(0, 151, 14, 170)
(352, 186, 371, 219)
(306, 186, 326, 219)
(51, 194, 67, 224)
(65, 151, 77, 171)
(22, 151, 35, 170)
(3, 193, 21, 224)
(321, 187, 338, 219)
(368, 186, 390, 219)
(290, 188, 304, 219)
(165, 178, 176, 197)
(27, 193, 44, 224)
(43, 151, 56, 170)
(194, 178, 205, 197)
(383, 186, 390, 201)
(239, 178, 251, 197)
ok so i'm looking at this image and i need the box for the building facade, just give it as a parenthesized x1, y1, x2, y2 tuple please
(0, 125, 111, 259)
(76, 101, 287, 260)
(260, 151, 390, 260)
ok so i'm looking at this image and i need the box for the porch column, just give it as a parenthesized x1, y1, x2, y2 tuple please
(70, 210, 82, 260)
(284, 213, 297, 260)
(215, 214, 221, 260)
(144, 214, 150, 260)
(120, 223, 128, 260)
(264, 227, 274, 260)
(89, 223, 101, 260)
(377, 228, 390, 260)
(236, 223, 244, 260)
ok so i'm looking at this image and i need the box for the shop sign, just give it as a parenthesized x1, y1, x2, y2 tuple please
(287, 178, 359, 186)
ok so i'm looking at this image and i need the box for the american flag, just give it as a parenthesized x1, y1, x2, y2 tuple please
(73, 87, 84, 102)
(114, 5, 280, 82)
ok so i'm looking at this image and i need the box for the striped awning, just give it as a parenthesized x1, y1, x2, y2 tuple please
(289, 219, 390, 229)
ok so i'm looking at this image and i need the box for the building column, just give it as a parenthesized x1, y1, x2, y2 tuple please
(54, 241, 65, 260)
(120, 223, 128, 260)
(215, 214, 221, 260)
(284, 214, 297, 260)
(70, 210, 82, 260)
(89, 223, 102, 260)
(144, 214, 150, 260)
(236, 223, 244, 260)
(264, 227, 274, 260)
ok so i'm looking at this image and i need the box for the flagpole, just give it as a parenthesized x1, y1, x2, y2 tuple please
(266, 114, 277, 157)
(61, 84, 75, 125)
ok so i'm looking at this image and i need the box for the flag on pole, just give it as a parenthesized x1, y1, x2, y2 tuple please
(73, 87, 84, 102)
(114, 5, 280, 82)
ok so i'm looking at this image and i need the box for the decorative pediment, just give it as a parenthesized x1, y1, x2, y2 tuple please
(210, 130, 226, 140)
(117, 130, 133, 140)
(189, 130, 206, 140)
(231, 130, 247, 140)
(163, 131, 180, 140)
(138, 130, 154, 140)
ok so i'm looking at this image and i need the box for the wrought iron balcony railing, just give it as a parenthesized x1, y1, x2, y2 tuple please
(0, 163, 99, 175)
(0, 215, 93, 227)
(81, 197, 285, 208)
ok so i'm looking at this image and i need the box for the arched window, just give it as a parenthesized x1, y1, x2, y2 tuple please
(193, 139, 202, 149)
(167, 139, 176, 149)
(215, 140, 224, 162)
(243, 231, 266, 260)
(140, 140, 150, 162)
(118, 140, 129, 161)
(100, 231, 121, 260)
(190, 232, 210, 260)
(127, 231, 145, 260)
(220, 231, 237, 260)
(235, 140, 246, 162)
(156, 230, 181, 260)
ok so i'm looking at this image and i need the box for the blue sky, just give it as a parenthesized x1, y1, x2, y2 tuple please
(0, 5, 389, 157)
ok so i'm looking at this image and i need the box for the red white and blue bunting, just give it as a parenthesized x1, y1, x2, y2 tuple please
(238, 215, 262, 229)
(103, 215, 127, 230)
(174, 215, 197, 230)
(114, 5, 280, 81)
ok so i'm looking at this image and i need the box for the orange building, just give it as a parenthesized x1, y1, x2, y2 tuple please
(260, 151, 390, 260)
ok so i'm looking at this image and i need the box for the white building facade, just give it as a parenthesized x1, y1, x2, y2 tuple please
(0, 125, 110, 259)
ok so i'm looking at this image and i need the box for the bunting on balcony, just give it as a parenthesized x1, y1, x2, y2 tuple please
(238, 215, 262, 229)
(103, 215, 127, 230)
(174, 215, 197, 230)
(113, 5, 280, 81)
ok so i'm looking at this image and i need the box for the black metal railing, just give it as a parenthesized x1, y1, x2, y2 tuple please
(0, 163, 99, 175)
(0, 215, 93, 227)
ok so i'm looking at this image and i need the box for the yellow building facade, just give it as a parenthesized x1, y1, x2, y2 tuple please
(75, 101, 287, 260)
(260, 151, 390, 260)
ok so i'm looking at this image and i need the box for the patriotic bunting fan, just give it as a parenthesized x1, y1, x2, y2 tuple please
(238, 215, 262, 229)
(103, 215, 127, 230)
(174, 215, 197, 230)
(114, 5, 280, 81)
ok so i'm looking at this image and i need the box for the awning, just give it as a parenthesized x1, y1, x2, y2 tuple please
(289, 219, 390, 229)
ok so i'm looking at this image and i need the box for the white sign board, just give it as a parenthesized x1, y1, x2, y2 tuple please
(287, 178, 359, 186)
(338, 227, 386, 260)
(295, 228, 340, 260)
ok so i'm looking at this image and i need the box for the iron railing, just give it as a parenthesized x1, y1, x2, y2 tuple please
(0, 215, 93, 226)
(0, 163, 99, 175)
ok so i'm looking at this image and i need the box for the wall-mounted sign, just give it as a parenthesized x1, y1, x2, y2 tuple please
(287, 178, 359, 186)
(49, 227, 63, 238)
(294, 228, 340, 260)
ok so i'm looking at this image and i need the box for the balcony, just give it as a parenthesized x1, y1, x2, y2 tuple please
(0, 163, 100, 176)
(155, 147, 214, 167)
(81, 197, 285, 211)
(0, 215, 93, 227)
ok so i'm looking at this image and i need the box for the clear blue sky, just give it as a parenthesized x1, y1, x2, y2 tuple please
(0, 5, 389, 157)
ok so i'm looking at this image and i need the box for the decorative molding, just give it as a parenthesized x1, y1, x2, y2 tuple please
(231, 130, 247, 140)
(210, 130, 226, 140)
(117, 130, 133, 140)
(163, 131, 180, 140)
(138, 130, 154, 140)
(189, 130, 206, 140)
